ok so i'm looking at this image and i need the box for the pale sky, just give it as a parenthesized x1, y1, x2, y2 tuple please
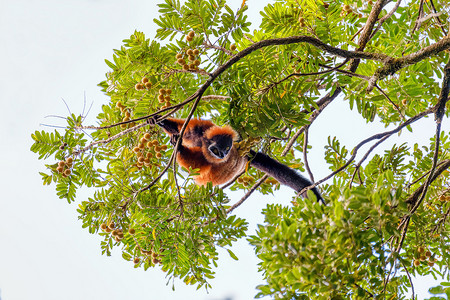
(0, 0, 443, 299)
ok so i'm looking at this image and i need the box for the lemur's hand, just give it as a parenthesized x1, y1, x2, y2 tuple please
(170, 134, 180, 147)
(147, 115, 160, 126)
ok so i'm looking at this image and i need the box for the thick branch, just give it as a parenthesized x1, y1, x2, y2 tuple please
(405, 159, 450, 206)
(368, 36, 450, 90)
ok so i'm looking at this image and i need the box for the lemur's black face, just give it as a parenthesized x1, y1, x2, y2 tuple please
(208, 134, 233, 159)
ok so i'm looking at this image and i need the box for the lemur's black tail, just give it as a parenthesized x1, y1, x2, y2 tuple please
(248, 150, 324, 203)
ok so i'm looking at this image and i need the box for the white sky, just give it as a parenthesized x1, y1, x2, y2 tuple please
(0, 0, 444, 299)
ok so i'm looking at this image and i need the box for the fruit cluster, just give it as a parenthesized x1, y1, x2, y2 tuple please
(176, 48, 201, 71)
(438, 194, 450, 202)
(413, 246, 436, 267)
(134, 77, 152, 91)
(185, 30, 195, 42)
(265, 177, 279, 185)
(59, 142, 68, 150)
(115, 101, 136, 129)
(137, 247, 162, 265)
(157, 88, 172, 110)
(236, 174, 255, 186)
(235, 136, 261, 157)
(340, 4, 363, 18)
(132, 133, 168, 168)
(100, 222, 125, 242)
(56, 157, 73, 177)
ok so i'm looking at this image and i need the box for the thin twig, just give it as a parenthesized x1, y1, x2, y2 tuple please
(374, 84, 406, 121)
(402, 260, 415, 300)
(429, 0, 448, 36)
(369, 0, 403, 40)
(299, 106, 435, 196)
(303, 127, 314, 182)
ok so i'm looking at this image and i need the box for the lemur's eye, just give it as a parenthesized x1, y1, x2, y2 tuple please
(212, 148, 219, 156)
(226, 146, 230, 150)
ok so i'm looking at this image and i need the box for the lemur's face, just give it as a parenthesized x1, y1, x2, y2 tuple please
(207, 134, 233, 159)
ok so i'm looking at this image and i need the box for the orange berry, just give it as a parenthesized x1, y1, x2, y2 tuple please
(142, 77, 149, 83)
(65, 157, 73, 164)
(413, 259, 420, 267)
(145, 82, 152, 89)
(175, 53, 183, 59)
(230, 44, 236, 51)
(108, 222, 115, 230)
(100, 223, 107, 230)
(193, 49, 200, 55)
(135, 83, 144, 90)
(177, 58, 186, 65)
(186, 49, 194, 55)
(133, 257, 140, 264)
(182, 64, 189, 70)
(155, 152, 162, 159)
(128, 228, 135, 235)
(144, 133, 151, 140)
(188, 31, 195, 37)
(63, 169, 71, 176)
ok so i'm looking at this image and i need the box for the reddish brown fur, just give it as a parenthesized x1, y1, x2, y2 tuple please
(164, 118, 246, 186)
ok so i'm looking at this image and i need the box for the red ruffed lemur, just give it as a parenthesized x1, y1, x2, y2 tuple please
(153, 117, 323, 203)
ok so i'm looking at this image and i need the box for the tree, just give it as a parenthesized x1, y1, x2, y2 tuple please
(31, 0, 450, 298)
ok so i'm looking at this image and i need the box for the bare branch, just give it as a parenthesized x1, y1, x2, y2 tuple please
(299, 106, 435, 196)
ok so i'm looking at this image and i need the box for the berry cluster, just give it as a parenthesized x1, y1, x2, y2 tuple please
(100, 222, 124, 243)
(132, 133, 168, 169)
(135, 77, 152, 91)
(56, 157, 73, 177)
(185, 30, 195, 42)
(176, 48, 201, 71)
(116, 101, 135, 129)
(235, 136, 261, 157)
(136, 247, 162, 265)
(59, 142, 68, 150)
(413, 246, 436, 267)
(438, 194, 450, 202)
(236, 174, 255, 186)
(340, 4, 363, 18)
(157, 88, 172, 110)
